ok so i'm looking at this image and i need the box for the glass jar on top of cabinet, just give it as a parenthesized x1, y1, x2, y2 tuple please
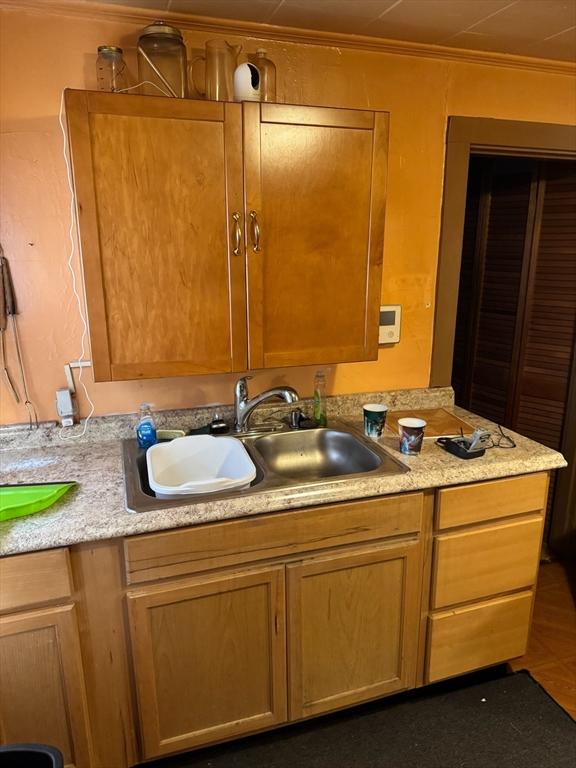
(137, 21, 188, 98)
(96, 46, 128, 92)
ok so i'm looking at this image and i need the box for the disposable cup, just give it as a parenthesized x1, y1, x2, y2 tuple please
(398, 417, 427, 455)
(363, 404, 388, 440)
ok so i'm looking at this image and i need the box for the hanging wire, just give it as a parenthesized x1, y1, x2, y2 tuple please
(57, 89, 96, 441)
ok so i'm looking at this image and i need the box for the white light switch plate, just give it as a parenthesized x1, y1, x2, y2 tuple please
(379, 305, 401, 344)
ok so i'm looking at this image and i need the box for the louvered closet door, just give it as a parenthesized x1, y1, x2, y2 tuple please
(513, 161, 576, 520)
(467, 160, 536, 423)
(513, 161, 576, 447)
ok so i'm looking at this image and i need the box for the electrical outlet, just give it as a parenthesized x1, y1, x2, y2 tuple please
(56, 388, 76, 427)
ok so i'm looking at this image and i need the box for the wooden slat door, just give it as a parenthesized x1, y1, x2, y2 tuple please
(127, 566, 287, 758)
(287, 540, 420, 720)
(65, 90, 247, 381)
(467, 159, 537, 423)
(512, 161, 576, 447)
(512, 160, 576, 529)
(243, 103, 388, 369)
(0, 605, 93, 768)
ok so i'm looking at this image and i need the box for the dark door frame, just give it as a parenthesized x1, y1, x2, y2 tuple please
(430, 116, 576, 554)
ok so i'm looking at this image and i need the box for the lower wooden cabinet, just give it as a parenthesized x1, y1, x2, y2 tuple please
(287, 540, 421, 719)
(0, 604, 93, 768)
(427, 472, 548, 684)
(127, 565, 287, 758)
(0, 475, 551, 766)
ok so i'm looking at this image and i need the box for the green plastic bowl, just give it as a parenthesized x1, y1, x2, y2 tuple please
(0, 483, 76, 522)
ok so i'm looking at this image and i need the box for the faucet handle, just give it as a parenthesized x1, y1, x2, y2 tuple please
(234, 375, 253, 400)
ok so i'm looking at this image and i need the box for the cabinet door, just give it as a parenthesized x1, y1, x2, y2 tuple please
(287, 540, 420, 720)
(127, 566, 287, 758)
(65, 91, 247, 381)
(0, 605, 92, 768)
(244, 103, 389, 369)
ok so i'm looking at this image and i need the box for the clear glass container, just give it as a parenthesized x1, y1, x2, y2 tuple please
(137, 21, 188, 98)
(96, 46, 128, 92)
(191, 40, 242, 102)
(255, 49, 276, 102)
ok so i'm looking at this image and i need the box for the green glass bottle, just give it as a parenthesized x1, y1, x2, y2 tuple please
(313, 370, 327, 427)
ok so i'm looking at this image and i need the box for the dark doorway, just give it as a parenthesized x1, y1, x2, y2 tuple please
(452, 156, 576, 547)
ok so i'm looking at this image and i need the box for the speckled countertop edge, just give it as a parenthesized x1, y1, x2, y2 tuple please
(0, 398, 566, 556)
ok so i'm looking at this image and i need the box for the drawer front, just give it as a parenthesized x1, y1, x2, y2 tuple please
(432, 515, 543, 609)
(0, 549, 73, 613)
(124, 493, 423, 584)
(427, 591, 533, 683)
(436, 473, 548, 530)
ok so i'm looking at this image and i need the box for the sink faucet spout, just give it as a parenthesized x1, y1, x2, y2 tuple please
(234, 376, 299, 433)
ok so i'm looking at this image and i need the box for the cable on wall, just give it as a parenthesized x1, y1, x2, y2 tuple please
(56, 80, 172, 440)
(58, 88, 95, 440)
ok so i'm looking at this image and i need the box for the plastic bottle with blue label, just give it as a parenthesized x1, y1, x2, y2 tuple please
(136, 402, 157, 449)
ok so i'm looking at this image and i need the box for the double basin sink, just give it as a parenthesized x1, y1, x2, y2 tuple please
(123, 419, 408, 513)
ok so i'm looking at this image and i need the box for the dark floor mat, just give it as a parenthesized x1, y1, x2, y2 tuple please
(143, 669, 576, 768)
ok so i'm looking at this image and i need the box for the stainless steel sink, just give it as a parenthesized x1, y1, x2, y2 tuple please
(251, 428, 382, 481)
(123, 419, 408, 513)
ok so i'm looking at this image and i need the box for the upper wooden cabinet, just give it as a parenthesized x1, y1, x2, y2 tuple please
(65, 92, 246, 381)
(65, 92, 389, 381)
(244, 103, 388, 369)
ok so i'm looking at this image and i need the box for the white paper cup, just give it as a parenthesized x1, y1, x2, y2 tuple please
(398, 417, 427, 455)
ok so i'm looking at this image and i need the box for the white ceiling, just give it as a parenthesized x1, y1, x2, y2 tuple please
(96, 0, 576, 62)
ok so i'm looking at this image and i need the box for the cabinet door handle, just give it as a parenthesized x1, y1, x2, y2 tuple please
(232, 212, 242, 256)
(249, 210, 261, 253)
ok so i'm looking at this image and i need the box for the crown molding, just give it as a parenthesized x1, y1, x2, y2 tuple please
(3, 0, 575, 76)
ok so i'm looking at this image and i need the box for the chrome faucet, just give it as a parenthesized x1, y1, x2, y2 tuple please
(234, 376, 299, 433)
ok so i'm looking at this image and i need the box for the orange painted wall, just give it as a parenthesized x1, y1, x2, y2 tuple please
(1, 3, 575, 424)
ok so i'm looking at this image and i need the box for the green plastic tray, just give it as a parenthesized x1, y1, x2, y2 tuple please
(0, 483, 76, 522)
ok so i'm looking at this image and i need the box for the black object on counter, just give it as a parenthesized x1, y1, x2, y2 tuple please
(209, 413, 229, 434)
(187, 424, 211, 436)
(436, 437, 485, 460)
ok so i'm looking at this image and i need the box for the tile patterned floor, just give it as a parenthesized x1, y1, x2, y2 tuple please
(510, 560, 576, 719)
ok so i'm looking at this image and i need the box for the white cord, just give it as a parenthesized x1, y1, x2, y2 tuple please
(58, 89, 95, 440)
(115, 80, 173, 97)
(56, 80, 172, 441)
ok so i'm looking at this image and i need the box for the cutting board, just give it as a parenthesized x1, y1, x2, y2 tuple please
(385, 408, 476, 438)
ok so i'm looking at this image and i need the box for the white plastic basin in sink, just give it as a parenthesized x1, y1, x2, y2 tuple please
(146, 435, 256, 497)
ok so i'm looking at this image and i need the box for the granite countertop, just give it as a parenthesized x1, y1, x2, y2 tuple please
(0, 403, 566, 556)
